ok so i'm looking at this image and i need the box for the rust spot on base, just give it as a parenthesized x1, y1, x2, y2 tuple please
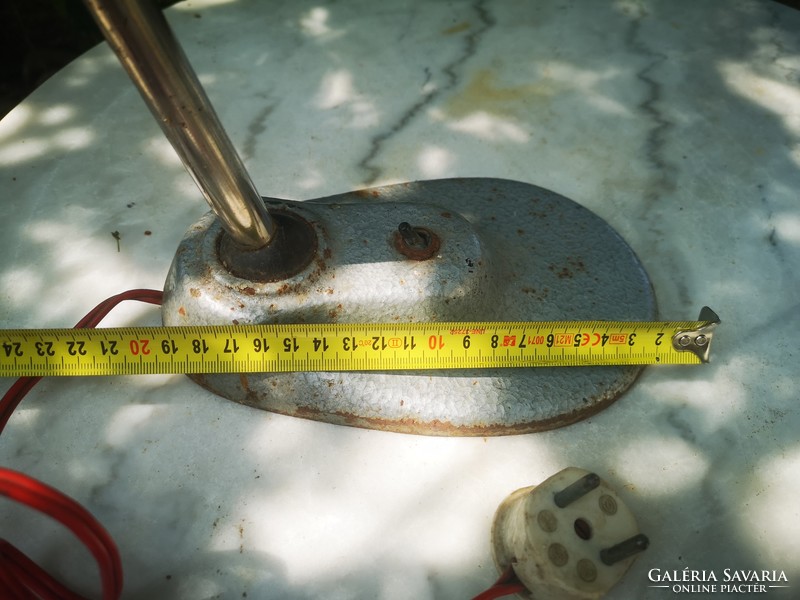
(239, 373, 251, 393)
(190, 368, 639, 437)
(393, 227, 441, 261)
(328, 304, 343, 319)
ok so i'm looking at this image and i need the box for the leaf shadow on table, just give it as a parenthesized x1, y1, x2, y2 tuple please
(1, 0, 800, 598)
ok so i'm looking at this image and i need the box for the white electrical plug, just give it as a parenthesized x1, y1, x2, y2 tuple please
(491, 467, 648, 599)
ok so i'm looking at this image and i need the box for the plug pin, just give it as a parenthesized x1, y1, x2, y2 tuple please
(600, 533, 650, 565)
(553, 472, 600, 508)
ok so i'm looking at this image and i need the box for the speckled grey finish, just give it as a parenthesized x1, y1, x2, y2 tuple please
(163, 178, 656, 434)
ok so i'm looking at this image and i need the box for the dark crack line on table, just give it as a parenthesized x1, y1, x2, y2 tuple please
(624, 9, 677, 204)
(759, 188, 795, 289)
(358, 0, 496, 185)
(623, 8, 692, 308)
(241, 98, 278, 161)
(763, 3, 800, 84)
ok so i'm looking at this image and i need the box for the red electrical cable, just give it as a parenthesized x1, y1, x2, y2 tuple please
(471, 565, 528, 600)
(0, 474, 121, 600)
(0, 289, 163, 436)
(3, 288, 522, 598)
(0, 289, 163, 599)
(0, 539, 85, 600)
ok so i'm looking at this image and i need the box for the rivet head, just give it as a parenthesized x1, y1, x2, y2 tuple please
(599, 494, 618, 515)
(678, 335, 692, 347)
(577, 558, 597, 582)
(537, 509, 557, 532)
(548, 543, 569, 567)
(394, 222, 440, 260)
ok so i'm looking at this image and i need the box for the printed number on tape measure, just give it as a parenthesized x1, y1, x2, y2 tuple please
(0, 309, 719, 377)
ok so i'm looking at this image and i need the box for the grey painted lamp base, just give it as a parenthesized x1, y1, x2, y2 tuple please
(162, 178, 656, 436)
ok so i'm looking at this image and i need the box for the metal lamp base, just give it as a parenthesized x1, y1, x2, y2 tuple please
(162, 178, 655, 436)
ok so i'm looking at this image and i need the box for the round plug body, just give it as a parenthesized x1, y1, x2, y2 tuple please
(491, 467, 648, 599)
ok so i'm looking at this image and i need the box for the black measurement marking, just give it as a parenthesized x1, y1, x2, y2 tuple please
(283, 337, 300, 353)
(2, 342, 23, 358)
(100, 340, 118, 356)
(67, 341, 87, 356)
(191, 339, 209, 354)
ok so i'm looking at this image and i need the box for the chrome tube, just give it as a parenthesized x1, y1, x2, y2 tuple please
(83, 0, 275, 249)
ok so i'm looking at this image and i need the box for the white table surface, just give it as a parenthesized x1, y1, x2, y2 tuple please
(1, 0, 799, 598)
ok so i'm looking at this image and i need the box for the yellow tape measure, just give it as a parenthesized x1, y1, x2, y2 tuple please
(0, 309, 718, 377)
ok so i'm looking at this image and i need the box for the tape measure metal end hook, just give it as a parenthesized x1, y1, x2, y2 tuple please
(671, 306, 720, 364)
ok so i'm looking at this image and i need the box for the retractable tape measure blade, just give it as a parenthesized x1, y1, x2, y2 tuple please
(0, 309, 719, 377)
